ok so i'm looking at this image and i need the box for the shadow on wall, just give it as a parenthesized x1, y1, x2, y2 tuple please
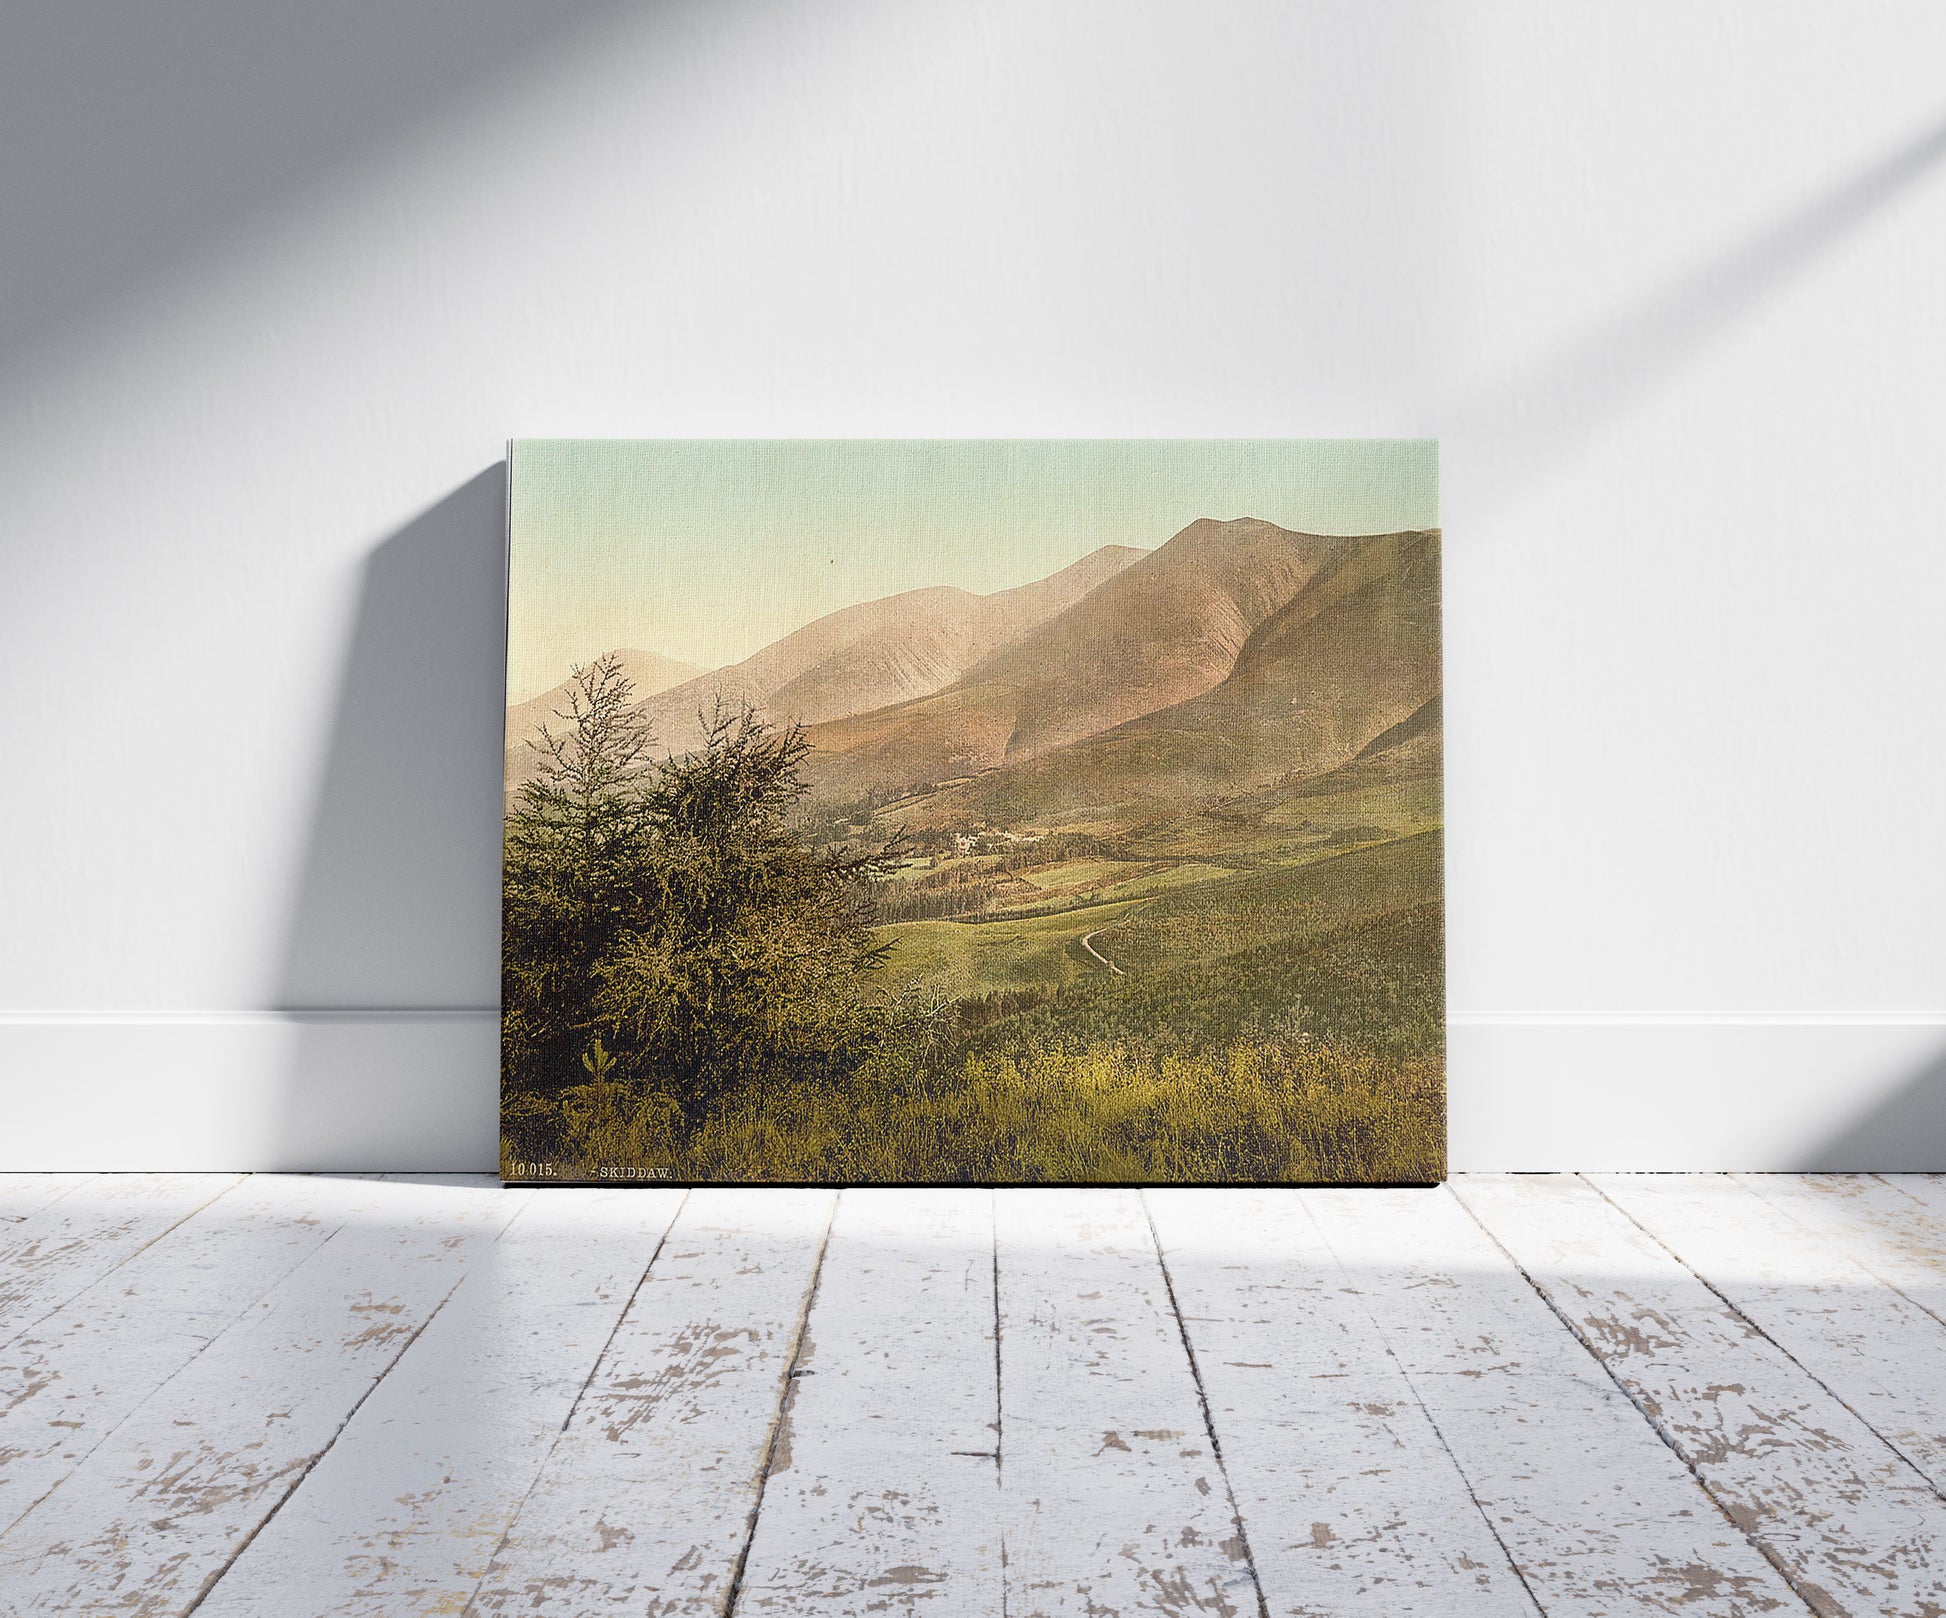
(1449, 110, 1946, 515)
(1796, 1042, 1946, 1173)
(0, 0, 641, 377)
(273, 466, 508, 1171)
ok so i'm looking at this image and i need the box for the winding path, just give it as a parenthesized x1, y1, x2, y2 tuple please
(1078, 928, 1124, 976)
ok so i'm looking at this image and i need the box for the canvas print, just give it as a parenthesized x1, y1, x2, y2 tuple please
(501, 440, 1443, 1184)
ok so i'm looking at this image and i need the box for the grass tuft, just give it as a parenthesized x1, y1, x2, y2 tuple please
(503, 1035, 1443, 1185)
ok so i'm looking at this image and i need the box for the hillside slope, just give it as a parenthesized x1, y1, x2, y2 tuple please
(801, 518, 1349, 799)
(889, 529, 1440, 827)
(635, 542, 1144, 755)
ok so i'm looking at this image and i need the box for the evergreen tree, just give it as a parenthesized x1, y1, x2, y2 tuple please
(502, 659, 903, 1123)
(501, 654, 660, 1099)
(596, 702, 904, 1116)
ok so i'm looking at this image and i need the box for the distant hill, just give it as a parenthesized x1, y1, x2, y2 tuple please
(798, 518, 1357, 800)
(626, 542, 1145, 755)
(863, 529, 1441, 828)
(504, 523, 1441, 826)
(504, 648, 702, 754)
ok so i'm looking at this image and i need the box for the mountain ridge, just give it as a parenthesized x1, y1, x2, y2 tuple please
(504, 543, 1148, 783)
(852, 528, 1442, 829)
(635, 542, 1147, 755)
(505, 520, 1441, 827)
(797, 517, 1380, 800)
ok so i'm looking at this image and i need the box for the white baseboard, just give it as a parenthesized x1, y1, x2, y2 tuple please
(0, 1012, 500, 1172)
(1448, 1016, 1946, 1171)
(0, 1013, 1941, 1172)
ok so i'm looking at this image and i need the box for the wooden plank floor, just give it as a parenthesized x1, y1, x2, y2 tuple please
(0, 1177, 1942, 1616)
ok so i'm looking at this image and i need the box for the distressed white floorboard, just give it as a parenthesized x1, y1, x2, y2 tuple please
(733, 1188, 1003, 1615)
(465, 1187, 837, 1616)
(1878, 1175, 1946, 1216)
(13, 1175, 1945, 1616)
(1306, 1187, 1804, 1616)
(0, 1174, 96, 1222)
(996, 1188, 1259, 1618)
(194, 1186, 686, 1618)
(0, 1175, 526, 1616)
(1594, 1173, 1946, 1498)
(1735, 1175, 1946, 1326)
(0, 1173, 244, 1348)
(1460, 1174, 1946, 1617)
(0, 1174, 403, 1535)
(1147, 1189, 1538, 1617)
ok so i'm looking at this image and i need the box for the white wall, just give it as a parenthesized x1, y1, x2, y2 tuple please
(4, 1, 1943, 1171)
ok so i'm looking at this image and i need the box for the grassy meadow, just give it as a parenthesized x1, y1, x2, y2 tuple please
(507, 739, 1445, 1185)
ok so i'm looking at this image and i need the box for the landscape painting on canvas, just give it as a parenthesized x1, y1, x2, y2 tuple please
(501, 440, 1443, 1184)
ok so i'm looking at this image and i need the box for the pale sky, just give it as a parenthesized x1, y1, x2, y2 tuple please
(506, 439, 1438, 703)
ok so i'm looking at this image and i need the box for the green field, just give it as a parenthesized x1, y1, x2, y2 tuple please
(1010, 857, 1135, 892)
(871, 753, 1442, 1005)
(518, 806, 1449, 1185)
(879, 901, 1145, 999)
(877, 833, 1440, 1030)
(847, 757, 1448, 1181)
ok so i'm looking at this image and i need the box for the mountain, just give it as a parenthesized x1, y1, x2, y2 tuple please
(892, 530, 1441, 828)
(504, 522, 1440, 826)
(798, 518, 1354, 799)
(630, 543, 1145, 753)
(1147, 526, 1441, 782)
(504, 648, 703, 753)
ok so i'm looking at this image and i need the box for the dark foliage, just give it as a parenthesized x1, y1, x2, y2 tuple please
(502, 657, 904, 1130)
